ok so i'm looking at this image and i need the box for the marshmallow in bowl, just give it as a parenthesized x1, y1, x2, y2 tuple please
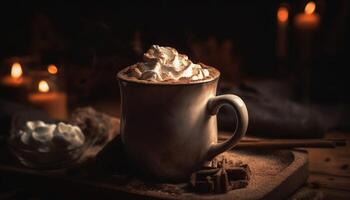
(16, 121, 85, 152)
(52, 122, 85, 150)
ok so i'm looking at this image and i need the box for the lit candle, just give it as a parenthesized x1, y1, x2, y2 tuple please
(47, 64, 58, 75)
(28, 80, 67, 120)
(1, 62, 30, 86)
(293, 1, 321, 103)
(1, 62, 30, 101)
(294, 1, 320, 31)
(277, 5, 289, 60)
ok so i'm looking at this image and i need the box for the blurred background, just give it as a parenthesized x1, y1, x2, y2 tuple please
(1, 0, 350, 133)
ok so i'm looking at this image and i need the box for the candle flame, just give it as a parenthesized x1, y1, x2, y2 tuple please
(305, 1, 316, 14)
(11, 62, 23, 78)
(38, 80, 50, 93)
(277, 6, 289, 22)
(47, 64, 58, 74)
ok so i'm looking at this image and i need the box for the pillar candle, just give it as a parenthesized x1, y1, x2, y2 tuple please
(277, 5, 289, 60)
(294, 1, 320, 32)
(28, 80, 67, 120)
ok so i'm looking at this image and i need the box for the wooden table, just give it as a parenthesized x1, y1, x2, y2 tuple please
(1, 132, 348, 200)
(297, 131, 350, 200)
(1, 98, 349, 199)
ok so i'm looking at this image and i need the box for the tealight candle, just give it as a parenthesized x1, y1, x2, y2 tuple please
(28, 80, 67, 120)
(294, 1, 320, 31)
(0, 62, 30, 102)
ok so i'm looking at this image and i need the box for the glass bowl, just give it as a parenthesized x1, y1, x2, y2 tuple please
(8, 140, 86, 170)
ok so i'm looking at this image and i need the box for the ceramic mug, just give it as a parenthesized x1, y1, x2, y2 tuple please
(117, 67, 248, 180)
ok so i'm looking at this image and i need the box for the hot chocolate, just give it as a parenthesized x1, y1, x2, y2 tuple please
(116, 45, 248, 180)
(118, 45, 219, 84)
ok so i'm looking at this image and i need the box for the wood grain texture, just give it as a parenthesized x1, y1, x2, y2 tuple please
(306, 132, 350, 199)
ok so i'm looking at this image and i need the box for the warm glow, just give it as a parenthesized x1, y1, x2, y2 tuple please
(11, 62, 23, 78)
(305, 1, 316, 14)
(47, 64, 58, 74)
(38, 80, 50, 93)
(277, 7, 289, 22)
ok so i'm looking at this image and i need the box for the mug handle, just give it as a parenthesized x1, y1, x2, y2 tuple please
(206, 94, 249, 160)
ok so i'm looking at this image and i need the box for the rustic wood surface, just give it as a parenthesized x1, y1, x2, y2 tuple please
(0, 131, 349, 200)
(1, 99, 349, 199)
(304, 131, 350, 200)
(0, 148, 308, 200)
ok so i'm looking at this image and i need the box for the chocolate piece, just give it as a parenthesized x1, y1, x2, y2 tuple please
(213, 167, 229, 193)
(230, 180, 249, 190)
(226, 164, 251, 181)
(190, 159, 250, 194)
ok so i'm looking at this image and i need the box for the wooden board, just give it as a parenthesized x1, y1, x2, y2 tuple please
(0, 149, 308, 200)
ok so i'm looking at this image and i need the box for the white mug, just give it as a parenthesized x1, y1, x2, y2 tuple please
(117, 67, 248, 180)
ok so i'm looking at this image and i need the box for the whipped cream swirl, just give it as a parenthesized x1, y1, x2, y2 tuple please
(15, 121, 85, 152)
(126, 45, 210, 82)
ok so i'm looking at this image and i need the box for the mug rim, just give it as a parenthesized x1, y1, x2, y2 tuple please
(116, 65, 220, 85)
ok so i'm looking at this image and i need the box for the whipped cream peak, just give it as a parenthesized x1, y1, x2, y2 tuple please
(126, 45, 211, 82)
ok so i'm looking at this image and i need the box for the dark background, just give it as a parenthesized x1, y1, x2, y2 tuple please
(0, 0, 349, 105)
